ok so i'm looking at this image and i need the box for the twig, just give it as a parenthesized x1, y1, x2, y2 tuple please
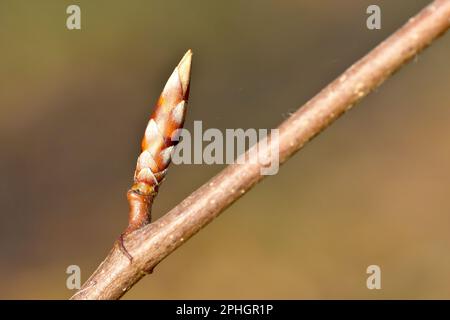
(71, 0, 450, 300)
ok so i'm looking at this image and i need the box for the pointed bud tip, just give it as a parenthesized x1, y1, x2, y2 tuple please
(177, 49, 193, 96)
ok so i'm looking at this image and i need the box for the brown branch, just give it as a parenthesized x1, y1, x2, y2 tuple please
(71, 0, 450, 300)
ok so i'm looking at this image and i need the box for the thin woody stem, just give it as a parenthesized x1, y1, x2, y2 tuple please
(71, 0, 450, 300)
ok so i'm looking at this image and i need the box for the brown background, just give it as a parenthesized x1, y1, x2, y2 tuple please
(1, 0, 449, 299)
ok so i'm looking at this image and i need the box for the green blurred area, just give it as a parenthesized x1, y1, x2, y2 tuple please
(1, 0, 450, 299)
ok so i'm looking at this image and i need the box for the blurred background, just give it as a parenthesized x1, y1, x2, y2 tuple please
(1, 0, 449, 299)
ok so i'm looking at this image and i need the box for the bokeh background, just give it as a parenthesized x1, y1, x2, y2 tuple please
(1, 0, 449, 299)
